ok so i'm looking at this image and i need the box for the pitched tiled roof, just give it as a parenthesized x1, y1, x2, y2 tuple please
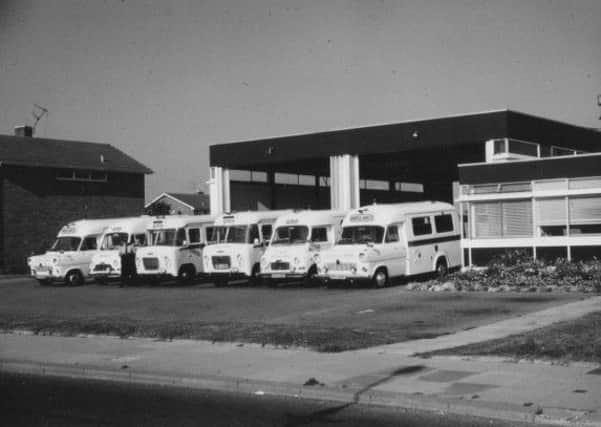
(0, 134, 152, 174)
(165, 192, 210, 210)
(146, 192, 209, 210)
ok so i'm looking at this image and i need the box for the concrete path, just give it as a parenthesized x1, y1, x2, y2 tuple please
(1, 296, 601, 426)
(363, 295, 601, 356)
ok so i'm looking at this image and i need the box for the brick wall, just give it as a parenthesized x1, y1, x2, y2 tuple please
(1, 166, 145, 273)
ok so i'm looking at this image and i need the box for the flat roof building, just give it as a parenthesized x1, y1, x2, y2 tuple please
(209, 109, 601, 215)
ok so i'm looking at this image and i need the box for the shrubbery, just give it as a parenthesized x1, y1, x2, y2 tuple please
(412, 250, 601, 293)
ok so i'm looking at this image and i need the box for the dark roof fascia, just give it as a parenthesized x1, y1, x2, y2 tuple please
(210, 110, 601, 170)
(458, 153, 601, 184)
(209, 110, 510, 169)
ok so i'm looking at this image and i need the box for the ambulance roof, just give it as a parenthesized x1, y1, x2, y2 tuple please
(148, 215, 215, 229)
(343, 202, 455, 226)
(58, 218, 123, 237)
(214, 210, 292, 226)
(103, 216, 154, 234)
(273, 210, 347, 228)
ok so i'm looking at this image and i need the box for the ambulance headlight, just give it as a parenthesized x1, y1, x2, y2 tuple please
(163, 256, 171, 268)
(112, 259, 119, 268)
(52, 258, 58, 264)
(358, 252, 366, 260)
(293, 257, 300, 265)
(260, 256, 268, 268)
(236, 254, 243, 267)
(351, 266, 357, 274)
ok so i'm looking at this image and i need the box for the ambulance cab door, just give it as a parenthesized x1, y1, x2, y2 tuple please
(384, 224, 405, 277)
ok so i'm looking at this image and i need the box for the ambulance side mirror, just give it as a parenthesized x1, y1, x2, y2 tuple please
(253, 238, 261, 247)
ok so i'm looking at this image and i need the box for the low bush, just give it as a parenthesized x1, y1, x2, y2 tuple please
(429, 250, 601, 293)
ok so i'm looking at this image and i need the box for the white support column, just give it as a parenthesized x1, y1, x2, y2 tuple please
(329, 154, 360, 210)
(207, 167, 231, 215)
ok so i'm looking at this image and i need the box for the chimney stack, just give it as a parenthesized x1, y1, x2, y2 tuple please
(14, 126, 34, 137)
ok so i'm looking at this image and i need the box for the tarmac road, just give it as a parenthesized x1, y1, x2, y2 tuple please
(0, 372, 545, 427)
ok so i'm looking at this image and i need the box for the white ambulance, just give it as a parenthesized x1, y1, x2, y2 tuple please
(89, 216, 153, 282)
(202, 210, 292, 286)
(259, 210, 346, 285)
(135, 215, 215, 283)
(316, 202, 461, 287)
(27, 218, 119, 286)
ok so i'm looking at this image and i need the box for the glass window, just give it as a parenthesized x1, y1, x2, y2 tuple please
(502, 200, 532, 237)
(50, 237, 81, 252)
(81, 236, 98, 251)
(101, 232, 128, 250)
(272, 226, 309, 244)
(338, 226, 384, 244)
(248, 225, 260, 243)
(311, 227, 328, 242)
(188, 228, 201, 244)
(175, 228, 187, 246)
(493, 139, 506, 154)
(434, 214, 454, 233)
(150, 229, 176, 246)
(207, 226, 226, 244)
(261, 224, 272, 242)
(385, 225, 399, 243)
(412, 217, 432, 236)
(224, 226, 247, 243)
(473, 203, 502, 238)
(570, 224, 601, 235)
(570, 196, 601, 225)
(133, 234, 146, 246)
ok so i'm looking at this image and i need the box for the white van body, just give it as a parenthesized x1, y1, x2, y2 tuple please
(27, 218, 120, 285)
(259, 210, 347, 284)
(89, 216, 153, 280)
(316, 202, 461, 287)
(135, 215, 215, 282)
(202, 210, 292, 285)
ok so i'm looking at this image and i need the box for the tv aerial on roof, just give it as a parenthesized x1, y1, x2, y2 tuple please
(31, 104, 48, 132)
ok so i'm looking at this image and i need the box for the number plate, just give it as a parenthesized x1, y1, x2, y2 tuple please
(215, 264, 229, 270)
(271, 273, 285, 279)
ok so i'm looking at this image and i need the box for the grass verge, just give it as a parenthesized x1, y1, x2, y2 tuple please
(0, 315, 445, 352)
(418, 311, 601, 363)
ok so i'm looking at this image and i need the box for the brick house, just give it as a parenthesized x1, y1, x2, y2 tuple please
(0, 128, 152, 272)
(145, 192, 210, 215)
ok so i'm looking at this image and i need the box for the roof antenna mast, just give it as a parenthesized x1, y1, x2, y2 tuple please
(31, 104, 48, 133)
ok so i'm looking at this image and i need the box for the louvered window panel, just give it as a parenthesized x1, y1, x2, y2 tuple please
(473, 203, 502, 238)
(570, 196, 601, 224)
(502, 200, 532, 237)
(536, 198, 566, 225)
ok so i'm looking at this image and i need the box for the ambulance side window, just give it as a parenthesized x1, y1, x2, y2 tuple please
(188, 228, 201, 244)
(176, 228, 187, 246)
(133, 234, 146, 246)
(311, 227, 328, 242)
(412, 216, 432, 236)
(385, 225, 399, 243)
(248, 225, 260, 243)
(81, 236, 98, 251)
(434, 214, 454, 233)
(261, 224, 272, 242)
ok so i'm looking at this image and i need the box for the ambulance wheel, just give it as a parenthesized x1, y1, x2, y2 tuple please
(372, 268, 389, 289)
(177, 265, 196, 284)
(66, 270, 84, 287)
(249, 264, 262, 286)
(436, 258, 448, 279)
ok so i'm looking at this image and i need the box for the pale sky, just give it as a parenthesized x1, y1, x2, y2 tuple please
(1, 0, 599, 200)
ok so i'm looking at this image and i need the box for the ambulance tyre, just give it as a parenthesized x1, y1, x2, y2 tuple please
(372, 268, 389, 289)
(177, 265, 196, 284)
(435, 257, 448, 279)
(249, 264, 262, 287)
(66, 270, 84, 287)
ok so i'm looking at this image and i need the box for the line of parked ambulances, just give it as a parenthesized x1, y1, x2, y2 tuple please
(27, 201, 461, 288)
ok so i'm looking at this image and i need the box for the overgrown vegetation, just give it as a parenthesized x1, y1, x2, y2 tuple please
(413, 250, 601, 292)
(419, 311, 601, 363)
